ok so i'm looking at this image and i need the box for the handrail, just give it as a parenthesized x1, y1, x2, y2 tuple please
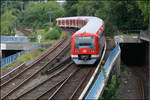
(1, 36, 28, 43)
(79, 41, 107, 99)
(85, 44, 121, 99)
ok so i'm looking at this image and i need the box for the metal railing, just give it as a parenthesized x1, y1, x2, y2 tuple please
(85, 44, 121, 99)
(0, 45, 39, 68)
(1, 36, 28, 43)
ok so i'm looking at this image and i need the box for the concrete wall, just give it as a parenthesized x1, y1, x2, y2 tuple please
(1, 43, 38, 50)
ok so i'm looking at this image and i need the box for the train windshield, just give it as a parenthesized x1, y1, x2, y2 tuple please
(75, 36, 95, 49)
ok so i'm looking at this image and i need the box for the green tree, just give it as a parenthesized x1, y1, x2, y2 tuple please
(45, 28, 60, 40)
(1, 10, 17, 35)
(64, 0, 78, 16)
(22, 1, 65, 28)
(136, 1, 149, 29)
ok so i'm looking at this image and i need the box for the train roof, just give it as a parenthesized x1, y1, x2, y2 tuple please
(56, 16, 104, 35)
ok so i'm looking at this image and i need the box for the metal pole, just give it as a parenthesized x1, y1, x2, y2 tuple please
(49, 11, 52, 23)
(49, 10, 52, 23)
(6, 1, 8, 35)
(14, 18, 17, 34)
(21, 2, 24, 12)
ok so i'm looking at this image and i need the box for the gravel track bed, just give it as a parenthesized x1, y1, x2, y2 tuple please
(9, 56, 71, 99)
(51, 66, 92, 99)
(37, 79, 65, 99)
(1, 38, 71, 99)
(17, 62, 76, 100)
(0, 38, 64, 83)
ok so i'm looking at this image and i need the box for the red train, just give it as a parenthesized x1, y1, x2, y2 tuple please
(56, 16, 105, 65)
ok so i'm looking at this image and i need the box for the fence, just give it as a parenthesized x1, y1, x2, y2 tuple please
(0, 45, 39, 68)
(85, 44, 121, 99)
(1, 36, 28, 43)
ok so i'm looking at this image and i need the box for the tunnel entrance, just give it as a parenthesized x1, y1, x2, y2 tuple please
(2, 50, 22, 58)
(120, 42, 148, 66)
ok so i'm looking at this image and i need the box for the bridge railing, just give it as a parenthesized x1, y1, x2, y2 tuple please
(85, 44, 121, 99)
(0, 45, 39, 68)
(0, 36, 28, 43)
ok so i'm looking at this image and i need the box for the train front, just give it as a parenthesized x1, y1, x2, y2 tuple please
(71, 33, 99, 65)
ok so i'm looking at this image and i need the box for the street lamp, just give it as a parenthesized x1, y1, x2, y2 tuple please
(49, 10, 52, 23)
(14, 18, 17, 35)
(3, 1, 8, 35)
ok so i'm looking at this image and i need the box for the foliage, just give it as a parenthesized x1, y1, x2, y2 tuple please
(0, 9, 17, 35)
(136, 1, 149, 23)
(16, 50, 38, 62)
(64, 0, 78, 16)
(38, 47, 45, 52)
(102, 75, 119, 99)
(22, 1, 65, 28)
(0, 61, 21, 74)
(60, 31, 69, 39)
(1, 49, 41, 74)
(66, 0, 148, 35)
(120, 64, 126, 73)
(28, 34, 37, 42)
(1, 0, 148, 37)
(44, 28, 60, 40)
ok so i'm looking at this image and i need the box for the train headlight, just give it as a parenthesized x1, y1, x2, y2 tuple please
(75, 50, 79, 53)
(90, 50, 94, 52)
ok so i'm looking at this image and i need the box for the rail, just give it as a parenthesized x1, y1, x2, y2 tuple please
(85, 44, 121, 99)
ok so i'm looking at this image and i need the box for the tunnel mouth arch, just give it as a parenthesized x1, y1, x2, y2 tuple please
(120, 42, 148, 66)
(2, 50, 22, 58)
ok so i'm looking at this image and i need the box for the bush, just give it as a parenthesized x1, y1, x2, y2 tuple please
(16, 50, 38, 62)
(60, 31, 69, 39)
(38, 47, 45, 52)
(102, 75, 119, 99)
(44, 28, 60, 40)
(28, 34, 37, 42)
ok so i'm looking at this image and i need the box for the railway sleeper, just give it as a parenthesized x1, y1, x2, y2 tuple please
(43, 56, 71, 75)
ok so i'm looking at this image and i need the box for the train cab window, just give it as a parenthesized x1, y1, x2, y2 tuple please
(75, 36, 95, 49)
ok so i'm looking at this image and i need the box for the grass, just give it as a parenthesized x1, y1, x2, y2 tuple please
(141, 34, 150, 39)
(120, 64, 126, 72)
(1, 49, 44, 74)
(1, 26, 69, 75)
(117, 31, 139, 36)
(1, 61, 21, 74)
(101, 75, 120, 99)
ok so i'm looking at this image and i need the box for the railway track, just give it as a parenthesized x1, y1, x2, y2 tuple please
(136, 79, 145, 99)
(49, 66, 94, 99)
(129, 67, 146, 100)
(1, 37, 71, 99)
(0, 38, 66, 85)
(15, 62, 75, 99)
(0, 28, 104, 99)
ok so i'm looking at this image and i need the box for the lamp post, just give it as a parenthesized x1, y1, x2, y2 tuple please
(49, 10, 52, 23)
(14, 18, 17, 35)
(3, 1, 8, 35)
